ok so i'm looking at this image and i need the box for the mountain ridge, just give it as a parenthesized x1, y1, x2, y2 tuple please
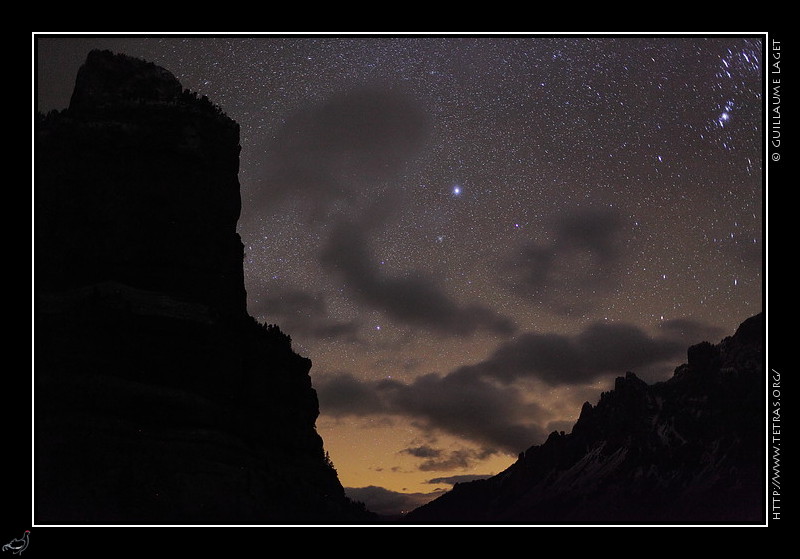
(404, 313, 765, 524)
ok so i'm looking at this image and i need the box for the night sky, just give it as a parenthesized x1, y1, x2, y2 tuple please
(35, 34, 764, 516)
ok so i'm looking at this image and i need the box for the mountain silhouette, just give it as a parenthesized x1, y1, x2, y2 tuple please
(34, 50, 374, 524)
(404, 313, 765, 524)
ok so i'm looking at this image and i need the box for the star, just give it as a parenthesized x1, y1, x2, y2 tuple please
(452, 185, 461, 196)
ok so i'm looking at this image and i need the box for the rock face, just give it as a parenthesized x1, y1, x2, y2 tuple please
(37, 50, 245, 315)
(35, 50, 372, 524)
(405, 313, 765, 524)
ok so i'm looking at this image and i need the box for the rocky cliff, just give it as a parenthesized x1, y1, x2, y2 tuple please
(34, 50, 372, 524)
(405, 313, 765, 524)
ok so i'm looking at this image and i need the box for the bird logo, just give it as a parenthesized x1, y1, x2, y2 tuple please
(2, 531, 29, 555)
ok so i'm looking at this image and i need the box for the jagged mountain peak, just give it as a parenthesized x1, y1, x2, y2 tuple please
(405, 313, 765, 524)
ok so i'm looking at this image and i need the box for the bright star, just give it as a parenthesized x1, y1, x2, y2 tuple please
(452, 185, 461, 196)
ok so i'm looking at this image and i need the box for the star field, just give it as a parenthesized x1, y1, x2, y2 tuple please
(36, 34, 764, 513)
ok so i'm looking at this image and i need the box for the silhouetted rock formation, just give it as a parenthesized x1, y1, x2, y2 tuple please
(35, 50, 373, 524)
(37, 50, 245, 315)
(405, 313, 765, 525)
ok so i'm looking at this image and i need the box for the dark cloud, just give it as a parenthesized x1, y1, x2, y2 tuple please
(414, 448, 498, 472)
(248, 283, 361, 342)
(456, 321, 683, 386)
(284, 88, 428, 164)
(400, 445, 497, 472)
(401, 445, 441, 459)
(316, 320, 683, 453)
(248, 88, 429, 221)
(309, 321, 361, 341)
(557, 207, 623, 261)
(505, 206, 626, 314)
(516, 244, 556, 288)
(320, 220, 516, 336)
(344, 486, 439, 517)
(386, 372, 546, 452)
(425, 474, 494, 486)
(316, 370, 546, 454)
(315, 373, 389, 417)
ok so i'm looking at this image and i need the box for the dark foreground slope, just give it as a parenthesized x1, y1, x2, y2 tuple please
(34, 50, 373, 524)
(405, 313, 765, 525)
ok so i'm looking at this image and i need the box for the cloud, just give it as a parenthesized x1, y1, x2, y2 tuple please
(401, 445, 441, 459)
(249, 88, 514, 338)
(344, 486, 440, 517)
(320, 220, 516, 336)
(386, 372, 547, 453)
(505, 206, 626, 314)
(248, 88, 429, 221)
(425, 474, 494, 485)
(316, 370, 546, 454)
(456, 321, 683, 386)
(316, 320, 685, 453)
(248, 283, 361, 342)
(557, 207, 624, 262)
(413, 448, 498, 472)
(315, 372, 389, 417)
(400, 444, 498, 472)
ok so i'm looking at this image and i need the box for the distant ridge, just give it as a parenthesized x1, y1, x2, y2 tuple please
(405, 313, 765, 524)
